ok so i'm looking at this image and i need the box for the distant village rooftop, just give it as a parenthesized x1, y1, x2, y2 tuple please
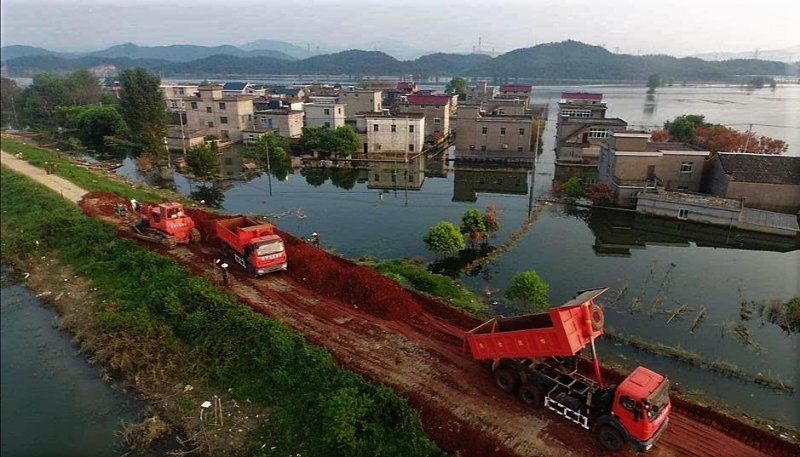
(640, 191, 743, 210)
(561, 92, 603, 101)
(404, 94, 452, 105)
(716, 152, 800, 185)
(499, 84, 533, 93)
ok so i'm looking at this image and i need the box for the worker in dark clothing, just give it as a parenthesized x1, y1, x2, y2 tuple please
(312, 232, 320, 247)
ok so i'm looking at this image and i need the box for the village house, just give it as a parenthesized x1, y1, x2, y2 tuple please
(161, 83, 199, 110)
(304, 102, 346, 129)
(338, 88, 383, 121)
(356, 112, 425, 155)
(558, 92, 608, 119)
(465, 81, 497, 104)
(497, 84, 533, 99)
(597, 132, 709, 207)
(482, 97, 528, 116)
(703, 152, 800, 214)
(222, 82, 266, 96)
(184, 84, 255, 142)
(268, 86, 307, 103)
(251, 108, 304, 139)
(455, 105, 534, 160)
(367, 155, 427, 191)
(397, 94, 453, 142)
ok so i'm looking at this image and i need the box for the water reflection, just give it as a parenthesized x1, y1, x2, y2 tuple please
(643, 93, 657, 118)
(582, 207, 799, 257)
(452, 163, 528, 202)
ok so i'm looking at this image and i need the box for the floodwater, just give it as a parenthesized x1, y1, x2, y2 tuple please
(0, 266, 143, 457)
(112, 84, 800, 427)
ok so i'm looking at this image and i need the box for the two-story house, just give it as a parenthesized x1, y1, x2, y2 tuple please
(397, 94, 452, 142)
(455, 105, 534, 161)
(598, 132, 709, 207)
(497, 84, 532, 99)
(465, 82, 496, 104)
(304, 102, 346, 129)
(338, 88, 382, 121)
(184, 84, 255, 142)
(356, 113, 425, 155)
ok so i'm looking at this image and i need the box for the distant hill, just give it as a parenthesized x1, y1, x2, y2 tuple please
(3, 40, 796, 82)
(1, 45, 74, 60)
(692, 45, 800, 63)
(84, 43, 294, 62)
(239, 39, 311, 59)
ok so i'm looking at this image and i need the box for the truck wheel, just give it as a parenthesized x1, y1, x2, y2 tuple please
(162, 236, 177, 249)
(589, 304, 605, 331)
(190, 228, 201, 243)
(493, 368, 519, 394)
(597, 425, 624, 451)
(518, 383, 544, 408)
(246, 262, 257, 276)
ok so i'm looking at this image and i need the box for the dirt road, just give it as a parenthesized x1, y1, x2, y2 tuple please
(3, 157, 796, 456)
(1, 150, 87, 203)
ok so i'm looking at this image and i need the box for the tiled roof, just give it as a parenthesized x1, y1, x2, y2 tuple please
(499, 84, 532, 93)
(717, 152, 800, 185)
(561, 92, 603, 101)
(270, 86, 303, 96)
(405, 94, 451, 105)
(397, 82, 416, 90)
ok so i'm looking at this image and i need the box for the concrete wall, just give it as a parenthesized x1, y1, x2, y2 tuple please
(636, 195, 741, 226)
(185, 91, 254, 142)
(256, 112, 304, 138)
(399, 103, 449, 137)
(456, 108, 532, 154)
(304, 103, 345, 129)
(726, 182, 800, 213)
(338, 90, 382, 120)
(365, 117, 425, 154)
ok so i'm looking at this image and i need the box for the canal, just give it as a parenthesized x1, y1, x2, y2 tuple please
(111, 84, 799, 428)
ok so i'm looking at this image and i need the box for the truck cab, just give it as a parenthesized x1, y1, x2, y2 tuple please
(603, 366, 671, 452)
(245, 234, 287, 275)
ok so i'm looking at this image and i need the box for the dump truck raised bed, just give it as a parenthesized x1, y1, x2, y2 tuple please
(215, 216, 287, 276)
(129, 202, 200, 249)
(465, 288, 671, 452)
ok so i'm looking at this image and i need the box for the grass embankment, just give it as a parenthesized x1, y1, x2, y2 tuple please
(0, 168, 444, 457)
(1, 136, 164, 202)
(373, 258, 485, 314)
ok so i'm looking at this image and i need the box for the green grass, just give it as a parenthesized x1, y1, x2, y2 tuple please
(1, 137, 163, 202)
(374, 258, 485, 314)
(0, 167, 445, 457)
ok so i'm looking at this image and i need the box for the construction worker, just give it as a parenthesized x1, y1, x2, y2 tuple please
(312, 232, 320, 247)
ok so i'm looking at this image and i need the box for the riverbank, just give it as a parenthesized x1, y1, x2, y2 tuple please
(4, 137, 796, 454)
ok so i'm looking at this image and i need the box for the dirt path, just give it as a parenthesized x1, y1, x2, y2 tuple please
(4, 157, 796, 457)
(1, 149, 87, 203)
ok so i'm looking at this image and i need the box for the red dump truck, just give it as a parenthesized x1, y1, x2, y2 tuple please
(215, 216, 287, 276)
(465, 288, 670, 452)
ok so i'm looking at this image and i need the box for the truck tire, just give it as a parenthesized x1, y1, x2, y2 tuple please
(493, 368, 519, 394)
(246, 261, 257, 276)
(589, 304, 604, 331)
(518, 383, 544, 408)
(597, 425, 624, 451)
(190, 228, 201, 243)
(162, 235, 177, 249)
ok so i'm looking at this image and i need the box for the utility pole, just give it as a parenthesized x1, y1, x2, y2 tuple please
(264, 137, 273, 196)
(179, 101, 187, 155)
(742, 123, 753, 152)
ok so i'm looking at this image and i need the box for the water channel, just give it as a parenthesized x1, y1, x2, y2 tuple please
(111, 84, 800, 428)
(0, 265, 145, 456)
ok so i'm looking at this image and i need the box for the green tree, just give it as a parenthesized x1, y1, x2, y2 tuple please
(664, 114, 707, 142)
(423, 221, 465, 257)
(325, 126, 361, 158)
(1, 77, 21, 127)
(646, 74, 661, 94)
(445, 76, 468, 96)
(74, 105, 129, 151)
(118, 68, 167, 158)
(460, 208, 486, 247)
(301, 126, 327, 151)
(561, 177, 584, 199)
(330, 167, 360, 190)
(506, 271, 550, 312)
(185, 141, 221, 181)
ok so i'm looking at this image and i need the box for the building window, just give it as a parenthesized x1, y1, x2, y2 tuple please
(409, 125, 415, 133)
(434, 118, 441, 124)
(500, 127, 506, 135)
(588, 128, 609, 139)
(220, 116, 228, 124)
(376, 144, 381, 150)
(337, 108, 342, 114)
(677, 185, 689, 191)
(206, 106, 212, 113)
(409, 144, 414, 152)
(219, 102, 226, 110)
(324, 108, 330, 115)
(482, 127, 488, 135)
(480, 145, 487, 151)
(324, 121, 330, 128)
(561, 109, 592, 118)
(517, 147, 523, 152)
(391, 124, 397, 132)
(220, 130, 229, 139)
(519, 128, 525, 135)
(678, 208, 689, 220)
(190, 101, 197, 109)
(248, 114, 252, 121)
(177, 88, 185, 95)
(373, 124, 379, 132)
(680, 162, 693, 173)
(207, 121, 214, 128)
(469, 145, 476, 150)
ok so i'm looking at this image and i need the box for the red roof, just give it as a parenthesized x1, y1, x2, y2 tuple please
(561, 92, 603, 101)
(499, 84, 532, 93)
(405, 94, 451, 105)
(397, 82, 417, 90)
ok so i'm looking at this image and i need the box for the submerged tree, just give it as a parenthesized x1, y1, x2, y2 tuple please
(506, 271, 550, 312)
(424, 222, 465, 257)
(185, 141, 220, 181)
(646, 74, 661, 94)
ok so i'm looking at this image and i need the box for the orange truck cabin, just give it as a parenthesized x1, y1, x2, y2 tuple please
(215, 216, 287, 275)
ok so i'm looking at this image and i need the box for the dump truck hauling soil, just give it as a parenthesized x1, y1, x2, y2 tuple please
(78, 191, 798, 457)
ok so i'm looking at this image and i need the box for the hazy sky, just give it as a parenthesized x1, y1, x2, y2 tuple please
(2, 0, 799, 56)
